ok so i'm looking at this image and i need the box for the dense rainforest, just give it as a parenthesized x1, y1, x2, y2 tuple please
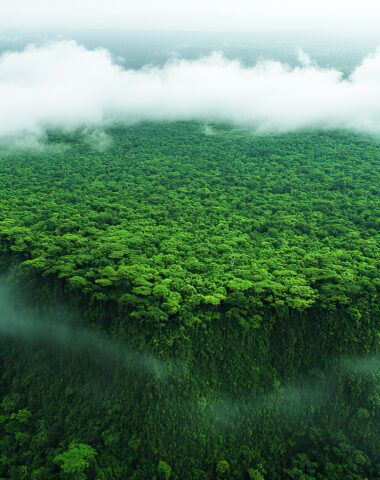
(0, 122, 380, 479)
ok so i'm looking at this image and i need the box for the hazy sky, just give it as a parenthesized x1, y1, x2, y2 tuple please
(1, 0, 380, 33)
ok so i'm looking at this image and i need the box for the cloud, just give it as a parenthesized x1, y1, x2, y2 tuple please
(296, 47, 313, 67)
(2, 40, 380, 137)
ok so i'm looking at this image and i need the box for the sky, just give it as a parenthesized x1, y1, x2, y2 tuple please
(1, 0, 380, 33)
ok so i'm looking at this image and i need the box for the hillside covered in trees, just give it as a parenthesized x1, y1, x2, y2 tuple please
(0, 122, 380, 479)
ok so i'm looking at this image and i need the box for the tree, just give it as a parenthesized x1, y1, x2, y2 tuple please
(54, 442, 96, 480)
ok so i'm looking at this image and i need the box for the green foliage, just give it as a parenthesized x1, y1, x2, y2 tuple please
(1, 124, 380, 328)
(216, 459, 230, 477)
(157, 460, 172, 479)
(0, 123, 380, 479)
(247, 465, 266, 480)
(54, 442, 96, 480)
(284, 432, 372, 480)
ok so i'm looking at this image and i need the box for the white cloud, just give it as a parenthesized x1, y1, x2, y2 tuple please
(2, 40, 380, 137)
(296, 48, 313, 67)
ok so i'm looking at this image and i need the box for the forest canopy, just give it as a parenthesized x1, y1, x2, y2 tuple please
(1, 122, 380, 479)
(1, 123, 379, 322)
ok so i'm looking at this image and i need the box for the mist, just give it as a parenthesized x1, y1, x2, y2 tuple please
(2, 41, 380, 138)
(2, 273, 380, 445)
(0, 279, 170, 380)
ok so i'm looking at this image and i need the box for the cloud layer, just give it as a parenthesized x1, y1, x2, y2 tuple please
(2, 40, 380, 137)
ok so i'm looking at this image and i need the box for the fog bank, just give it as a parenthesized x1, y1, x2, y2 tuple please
(2, 40, 380, 137)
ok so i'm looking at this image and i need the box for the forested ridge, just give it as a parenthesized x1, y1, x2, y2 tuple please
(0, 122, 380, 479)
